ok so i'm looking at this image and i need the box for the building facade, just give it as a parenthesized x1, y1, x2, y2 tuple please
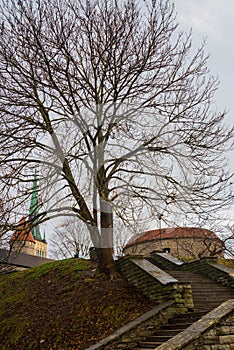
(124, 227, 224, 259)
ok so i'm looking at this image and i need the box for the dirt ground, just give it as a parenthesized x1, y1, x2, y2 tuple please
(0, 259, 157, 350)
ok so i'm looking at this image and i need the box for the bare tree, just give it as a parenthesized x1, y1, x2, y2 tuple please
(218, 223, 234, 258)
(50, 217, 143, 259)
(0, 0, 233, 278)
(0, 197, 13, 249)
(50, 219, 91, 259)
(174, 235, 225, 259)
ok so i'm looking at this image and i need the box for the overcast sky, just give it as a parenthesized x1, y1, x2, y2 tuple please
(174, 0, 234, 121)
(174, 0, 234, 220)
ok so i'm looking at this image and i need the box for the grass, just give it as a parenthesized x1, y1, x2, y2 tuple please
(0, 258, 156, 350)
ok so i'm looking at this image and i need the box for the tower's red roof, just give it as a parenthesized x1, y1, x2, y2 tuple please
(125, 227, 220, 249)
(10, 217, 35, 243)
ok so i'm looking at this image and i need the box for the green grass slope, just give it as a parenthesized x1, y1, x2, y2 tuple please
(0, 259, 156, 350)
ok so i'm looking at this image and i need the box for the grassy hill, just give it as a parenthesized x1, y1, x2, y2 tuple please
(0, 258, 156, 350)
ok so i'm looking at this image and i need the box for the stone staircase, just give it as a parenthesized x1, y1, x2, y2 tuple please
(131, 269, 234, 349)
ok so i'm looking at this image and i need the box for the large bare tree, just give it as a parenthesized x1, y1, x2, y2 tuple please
(0, 0, 233, 277)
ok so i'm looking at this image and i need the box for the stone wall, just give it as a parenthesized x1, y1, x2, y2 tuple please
(188, 311, 234, 350)
(150, 251, 184, 270)
(124, 237, 224, 259)
(117, 256, 194, 308)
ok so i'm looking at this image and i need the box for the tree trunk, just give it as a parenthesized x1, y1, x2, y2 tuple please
(95, 247, 117, 279)
(95, 199, 118, 279)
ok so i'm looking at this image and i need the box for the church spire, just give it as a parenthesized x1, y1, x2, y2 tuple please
(29, 170, 42, 241)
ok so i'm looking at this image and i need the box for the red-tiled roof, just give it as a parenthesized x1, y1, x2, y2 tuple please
(125, 227, 220, 248)
(10, 217, 35, 243)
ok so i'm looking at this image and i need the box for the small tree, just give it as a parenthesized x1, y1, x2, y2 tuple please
(219, 223, 234, 258)
(50, 219, 91, 259)
(0, 0, 232, 277)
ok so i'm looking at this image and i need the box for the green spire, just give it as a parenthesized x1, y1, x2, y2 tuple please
(29, 170, 42, 241)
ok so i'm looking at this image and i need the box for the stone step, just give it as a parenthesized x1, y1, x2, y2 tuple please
(180, 279, 221, 283)
(195, 308, 220, 313)
(160, 322, 193, 330)
(192, 295, 233, 300)
(194, 299, 228, 304)
(191, 287, 233, 292)
(131, 318, 196, 349)
(170, 278, 219, 285)
(165, 271, 218, 281)
(129, 262, 234, 350)
(133, 345, 162, 349)
(131, 348, 160, 350)
(169, 280, 219, 286)
(165, 270, 234, 298)
(138, 338, 171, 346)
(174, 310, 205, 317)
(147, 330, 182, 338)
(131, 311, 208, 349)
(193, 291, 232, 297)
(130, 296, 233, 348)
(191, 288, 220, 293)
(193, 302, 224, 309)
(168, 312, 205, 323)
(195, 294, 233, 302)
(168, 275, 216, 281)
(193, 287, 226, 292)
(165, 270, 212, 277)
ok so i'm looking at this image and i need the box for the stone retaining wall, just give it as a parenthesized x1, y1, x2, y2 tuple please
(117, 255, 194, 308)
(150, 251, 185, 270)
